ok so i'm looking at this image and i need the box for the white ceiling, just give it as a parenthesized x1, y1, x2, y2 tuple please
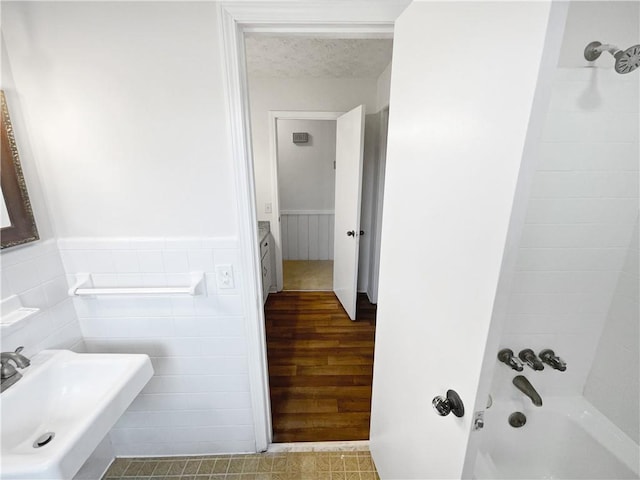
(244, 36, 393, 78)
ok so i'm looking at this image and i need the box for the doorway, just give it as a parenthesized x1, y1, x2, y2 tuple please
(278, 117, 336, 291)
(245, 34, 391, 306)
(272, 113, 342, 292)
(244, 34, 391, 442)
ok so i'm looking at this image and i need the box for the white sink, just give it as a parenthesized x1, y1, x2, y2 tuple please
(0, 349, 153, 480)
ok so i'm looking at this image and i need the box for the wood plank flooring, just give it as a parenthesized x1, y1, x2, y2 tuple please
(265, 291, 376, 443)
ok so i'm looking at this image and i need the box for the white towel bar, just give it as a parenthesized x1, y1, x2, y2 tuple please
(68, 272, 205, 297)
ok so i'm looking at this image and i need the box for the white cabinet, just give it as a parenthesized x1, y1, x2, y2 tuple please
(260, 233, 273, 304)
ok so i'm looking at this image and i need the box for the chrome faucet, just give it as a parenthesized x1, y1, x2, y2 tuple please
(1, 346, 30, 393)
(539, 349, 566, 371)
(519, 349, 544, 371)
(513, 375, 542, 407)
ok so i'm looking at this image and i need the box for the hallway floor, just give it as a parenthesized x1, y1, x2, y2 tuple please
(265, 292, 376, 443)
(283, 261, 333, 291)
(103, 449, 380, 479)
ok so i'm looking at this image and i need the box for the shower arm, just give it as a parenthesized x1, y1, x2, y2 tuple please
(584, 41, 623, 61)
(593, 44, 622, 57)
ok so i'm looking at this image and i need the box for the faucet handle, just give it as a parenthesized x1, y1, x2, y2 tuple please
(539, 349, 566, 371)
(518, 349, 544, 371)
(0, 346, 30, 370)
(0, 362, 17, 379)
(497, 348, 524, 371)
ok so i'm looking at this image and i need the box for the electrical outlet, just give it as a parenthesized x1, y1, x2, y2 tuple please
(215, 265, 235, 289)
(265, 203, 272, 214)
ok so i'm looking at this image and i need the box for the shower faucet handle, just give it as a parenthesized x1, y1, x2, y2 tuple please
(539, 349, 566, 371)
(497, 349, 524, 371)
(518, 349, 544, 371)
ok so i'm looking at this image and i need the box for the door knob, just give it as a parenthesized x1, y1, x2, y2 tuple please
(347, 230, 355, 237)
(432, 389, 465, 417)
(359, 230, 365, 236)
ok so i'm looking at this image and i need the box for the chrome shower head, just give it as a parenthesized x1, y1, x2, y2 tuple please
(584, 41, 640, 74)
(615, 45, 640, 74)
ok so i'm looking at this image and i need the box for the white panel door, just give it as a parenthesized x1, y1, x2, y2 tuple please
(369, 2, 554, 478)
(333, 105, 365, 320)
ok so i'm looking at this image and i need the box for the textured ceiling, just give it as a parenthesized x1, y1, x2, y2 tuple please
(244, 36, 393, 78)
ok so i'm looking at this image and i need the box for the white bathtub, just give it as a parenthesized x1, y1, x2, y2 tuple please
(474, 396, 639, 479)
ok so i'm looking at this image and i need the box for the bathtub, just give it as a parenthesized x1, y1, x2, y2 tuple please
(474, 396, 639, 479)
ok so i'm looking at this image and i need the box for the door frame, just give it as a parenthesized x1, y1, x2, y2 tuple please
(268, 111, 345, 292)
(217, 1, 405, 450)
(366, 106, 389, 304)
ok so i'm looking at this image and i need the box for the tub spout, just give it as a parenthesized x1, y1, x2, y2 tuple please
(513, 375, 542, 407)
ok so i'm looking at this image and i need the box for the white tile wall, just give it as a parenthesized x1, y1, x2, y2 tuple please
(59, 237, 255, 456)
(1, 239, 83, 355)
(584, 219, 639, 444)
(492, 68, 639, 400)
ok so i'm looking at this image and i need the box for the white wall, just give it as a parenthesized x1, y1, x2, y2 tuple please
(584, 218, 639, 444)
(248, 76, 378, 223)
(276, 119, 336, 212)
(2, 1, 255, 458)
(276, 119, 337, 259)
(1, 1, 237, 238)
(1, 40, 83, 358)
(59, 237, 254, 456)
(1, 41, 56, 241)
(491, 1, 639, 401)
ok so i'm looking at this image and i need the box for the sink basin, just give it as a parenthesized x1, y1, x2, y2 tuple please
(0, 349, 153, 480)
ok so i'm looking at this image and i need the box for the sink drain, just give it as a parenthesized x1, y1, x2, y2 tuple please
(508, 412, 527, 428)
(33, 432, 55, 448)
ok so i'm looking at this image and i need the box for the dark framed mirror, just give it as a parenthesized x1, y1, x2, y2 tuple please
(1, 90, 39, 249)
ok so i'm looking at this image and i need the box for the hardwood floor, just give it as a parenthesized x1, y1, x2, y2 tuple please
(265, 291, 376, 443)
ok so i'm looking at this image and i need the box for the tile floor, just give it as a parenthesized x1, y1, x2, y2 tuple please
(102, 450, 380, 480)
(283, 260, 333, 291)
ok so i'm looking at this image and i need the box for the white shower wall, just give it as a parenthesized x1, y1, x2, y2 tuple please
(491, 3, 638, 404)
(494, 66, 639, 399)
(584, 219, 639, 444)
